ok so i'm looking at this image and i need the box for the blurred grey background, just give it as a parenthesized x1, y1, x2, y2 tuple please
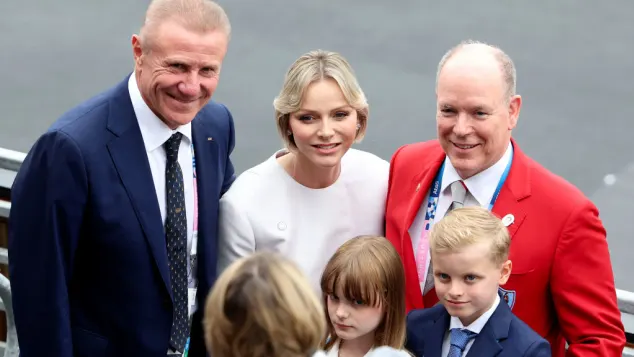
(0, 0, 632, 290)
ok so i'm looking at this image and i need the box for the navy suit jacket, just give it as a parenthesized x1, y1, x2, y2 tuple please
(405, 301, 551, 357)
(8, 76, 236, 357)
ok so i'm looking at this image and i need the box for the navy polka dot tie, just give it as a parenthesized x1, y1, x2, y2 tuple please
(164, 132, 189, 352)
(448, 328, 477, 357)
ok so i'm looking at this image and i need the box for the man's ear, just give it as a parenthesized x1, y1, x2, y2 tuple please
(507, 95, 522, 130)
(131, 34, 144, 67)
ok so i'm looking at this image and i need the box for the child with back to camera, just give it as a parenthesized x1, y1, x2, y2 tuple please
(320, 235, 412, 357)
(204, 251, 327, 357)
(405, 207, 550, 357)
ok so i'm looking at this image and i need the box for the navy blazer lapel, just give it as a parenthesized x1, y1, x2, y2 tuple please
(422, 308, 450, 357)
(191, 116, 219, 293)
(105, 76, 171, 295)
(467, 302, 510, 357)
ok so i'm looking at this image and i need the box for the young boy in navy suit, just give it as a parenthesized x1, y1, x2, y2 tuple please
(405, 207, 551, 357)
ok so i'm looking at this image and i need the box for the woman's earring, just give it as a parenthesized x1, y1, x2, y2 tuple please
(356, 123, 361, 130)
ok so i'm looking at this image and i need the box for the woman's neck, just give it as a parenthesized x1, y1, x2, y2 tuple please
(279, 151, 341, 189)
(337, 334, 374, 357)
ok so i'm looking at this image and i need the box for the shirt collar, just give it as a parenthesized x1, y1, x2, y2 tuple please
(449, 293, 500, 334)
(441, 142, 513, 207)
(128, 73, 192, 153)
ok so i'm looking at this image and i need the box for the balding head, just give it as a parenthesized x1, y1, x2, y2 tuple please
(434, 40, 522, 180)
(436, 40, 516, 102)
(140, 0, 231, 51)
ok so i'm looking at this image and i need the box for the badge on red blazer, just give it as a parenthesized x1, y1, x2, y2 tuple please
(499, 287, 516, 310)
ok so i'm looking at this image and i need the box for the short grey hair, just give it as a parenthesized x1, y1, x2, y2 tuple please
(140, 0, 231, 49)
(436, 40, 517, 100)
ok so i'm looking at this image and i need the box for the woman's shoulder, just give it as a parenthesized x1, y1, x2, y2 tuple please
(341, 149, 390, 182)
(343, 149, 389, 169)
(222, 151, 289, 202)
(341, 149, 390, 173)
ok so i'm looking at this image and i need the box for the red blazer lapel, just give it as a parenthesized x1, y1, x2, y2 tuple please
(491, 139, 532, 240)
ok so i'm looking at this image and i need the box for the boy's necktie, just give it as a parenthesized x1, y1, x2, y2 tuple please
(447, 328, 477, 357)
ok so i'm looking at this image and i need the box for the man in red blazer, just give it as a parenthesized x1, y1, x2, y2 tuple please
(386, 40, 625, 357)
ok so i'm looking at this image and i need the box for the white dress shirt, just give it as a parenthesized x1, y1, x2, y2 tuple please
(409, 143, 513, 292)
(441, 294, 501, 356)
(128, 74, 198, 316)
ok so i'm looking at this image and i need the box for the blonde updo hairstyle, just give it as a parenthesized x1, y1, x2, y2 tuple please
(273, 49, 369, 150)
(204, 252, 326, 357)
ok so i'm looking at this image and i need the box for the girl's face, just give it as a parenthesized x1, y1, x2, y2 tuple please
(326, 286, 384, 342)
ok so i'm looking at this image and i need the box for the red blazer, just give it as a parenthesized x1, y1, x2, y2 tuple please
(385, 139, 625, 357)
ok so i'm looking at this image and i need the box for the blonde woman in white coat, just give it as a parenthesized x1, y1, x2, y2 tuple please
(217, 50, 389, 292)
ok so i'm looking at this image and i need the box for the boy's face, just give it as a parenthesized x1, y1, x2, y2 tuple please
(432, 241, 512, 326)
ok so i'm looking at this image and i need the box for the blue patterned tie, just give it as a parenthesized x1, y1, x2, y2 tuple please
(447, 328, 477, 357)
(164, 132, 189, 352)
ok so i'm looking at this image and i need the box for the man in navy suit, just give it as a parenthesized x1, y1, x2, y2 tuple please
(405, 207, 550, 357)
(8, 0, 235, 356)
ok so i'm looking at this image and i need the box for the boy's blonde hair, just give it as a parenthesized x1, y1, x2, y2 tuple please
(320, 236, 406, 351)
(429, 207, 510, 265)
(204, 252, 326, 357)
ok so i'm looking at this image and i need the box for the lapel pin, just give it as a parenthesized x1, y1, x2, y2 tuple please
(416, 183, 421, 192)
(207, 137, 213, 141)
(502, 214, 515, 227)
(277, 221, 287, 231)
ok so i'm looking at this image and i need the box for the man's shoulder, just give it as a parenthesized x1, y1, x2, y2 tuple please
(44, 78, 130, 151)
(519, 148, 591, 207)
(390, 140, 444, 173)
(388, 140, 443, 183)
(392, 140, 443, 162)
(197, 100, 233, 129)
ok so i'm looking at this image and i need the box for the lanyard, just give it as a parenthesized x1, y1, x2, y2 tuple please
(416, 146, 514, 284)
(191, 144, 198, 236)
(183, 337, 191, 357)
(428, 145, 513, 218)
(189, 143, 199, 279)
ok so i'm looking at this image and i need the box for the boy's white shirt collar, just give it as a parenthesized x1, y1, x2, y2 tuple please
(449, 294, 501, 334)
